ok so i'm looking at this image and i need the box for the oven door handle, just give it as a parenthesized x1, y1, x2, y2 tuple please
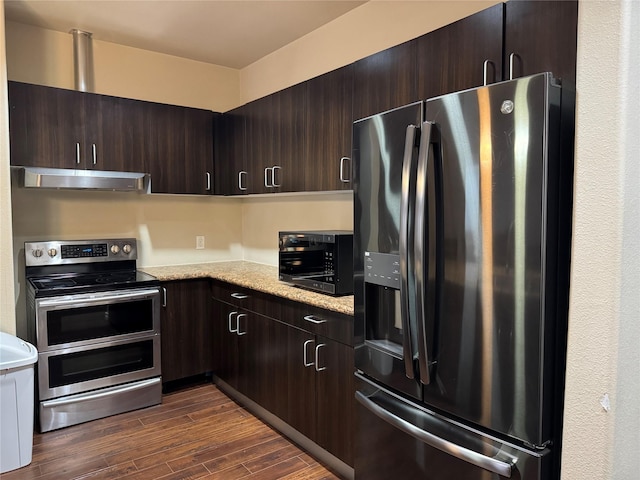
(36, 287, 161, 309)
(40, 377, 161, 407)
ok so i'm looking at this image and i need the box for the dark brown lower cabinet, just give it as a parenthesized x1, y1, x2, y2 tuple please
(211, 280, 354, 467)
(315, 336, 354, 464)
(160, 279, 212, 384)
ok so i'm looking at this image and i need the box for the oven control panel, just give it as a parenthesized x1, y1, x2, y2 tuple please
(25, 239, 137, 266)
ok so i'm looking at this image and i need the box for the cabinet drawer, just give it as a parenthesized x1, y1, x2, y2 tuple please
(281, 300, 353, 346)
(210, 280, 281, 319)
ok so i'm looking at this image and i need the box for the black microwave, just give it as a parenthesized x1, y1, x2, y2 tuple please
(278, 230, 354, 296)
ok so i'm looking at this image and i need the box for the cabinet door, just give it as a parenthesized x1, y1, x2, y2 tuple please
(211, 297, 241, 391)
(244, 95, 275, 194)
(417, 4, 503, 100)
(8, 81, 85, 169)
(315, 337, 354, 466)
(241, 311, 275, 408)
(504, 0, 578, 87)
(352, 39, 418, 121)
(184, 108, 214, 194)
(274, 83, 306, 193)
(87, 95, 147, 173)
(144, 102, 186, 194)
(214, 107, 247, 195)
(160, 280, 212, 383)
(284, 325, 317, 441)
(305, 66, 354, 191)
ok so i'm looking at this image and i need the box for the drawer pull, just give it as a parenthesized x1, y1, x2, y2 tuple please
(231, 293, 248, 300)
(304, 314, 326, 324)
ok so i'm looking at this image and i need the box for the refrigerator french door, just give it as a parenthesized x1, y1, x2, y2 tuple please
(353, 73, 571, 479)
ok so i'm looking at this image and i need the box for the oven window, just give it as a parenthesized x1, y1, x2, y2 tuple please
(47, 340, 154, 388)
(46, 300, 153, 346)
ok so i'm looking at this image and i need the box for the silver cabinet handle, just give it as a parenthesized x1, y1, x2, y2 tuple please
(272, 165, 281, 187)
(228, 311, 238, 333)
(76, 143, 81, 164)
(303, 314, 326, 324)
(264, 167, 272, 188)
(238, 171, 247, 191)
(355, 391, 514, 478)
(92, 143, 97, 165)
(509, 52, 518, 80)
(482, 59, 494, 86)
(231, 292, 248, 300)
(315, 343, 326, 372)
(206, 172, 211, 191)
(161, 287, 167, 307)
(339, 157, 351, 183)
(236, 313, 247, 335)
(303, 339, 315, 367)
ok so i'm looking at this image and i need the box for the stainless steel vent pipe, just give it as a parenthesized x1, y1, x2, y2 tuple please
(70, 29, 94, 92)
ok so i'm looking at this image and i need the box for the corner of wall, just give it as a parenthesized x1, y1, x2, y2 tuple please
(1, 3, 18, 335)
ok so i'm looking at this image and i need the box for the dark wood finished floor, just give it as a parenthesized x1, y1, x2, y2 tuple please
(2, 383, 341, 480)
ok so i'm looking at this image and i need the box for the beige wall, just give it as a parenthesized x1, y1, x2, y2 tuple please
(1, 1, 16, 335)
(241, 192, 353, 266)
(5, 21, 240, 112)
(561, 1, 640, 478)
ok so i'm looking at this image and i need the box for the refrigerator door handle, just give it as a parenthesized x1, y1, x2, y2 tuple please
(400, 124, 420, 379)
(415, 120, 434, 385)
(355, 390, 515, 478)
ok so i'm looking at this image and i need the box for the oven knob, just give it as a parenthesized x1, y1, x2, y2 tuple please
(110, 245, 120, 254)
(122, 244, 132, 254)
(32, 249, 43, 258)
(48, 248, 57, 258)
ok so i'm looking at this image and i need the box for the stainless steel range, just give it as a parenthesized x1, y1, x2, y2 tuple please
(25, 238, 162, 432)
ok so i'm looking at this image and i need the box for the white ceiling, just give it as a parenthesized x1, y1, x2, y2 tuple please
(3, 0, 366, 69)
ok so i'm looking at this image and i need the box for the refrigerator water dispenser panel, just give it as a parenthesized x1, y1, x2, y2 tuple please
(364, 252, 401, 289)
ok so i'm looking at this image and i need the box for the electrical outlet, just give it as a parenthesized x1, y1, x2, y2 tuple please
(196, 236, 205, 250)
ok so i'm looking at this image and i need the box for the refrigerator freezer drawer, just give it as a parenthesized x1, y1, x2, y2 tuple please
(354, 374, 551, 479)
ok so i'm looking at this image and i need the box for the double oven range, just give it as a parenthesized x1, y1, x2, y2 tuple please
(25, 238, 162, 432)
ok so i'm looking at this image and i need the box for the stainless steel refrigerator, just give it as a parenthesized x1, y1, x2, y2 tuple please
(353, 72, 573, 479)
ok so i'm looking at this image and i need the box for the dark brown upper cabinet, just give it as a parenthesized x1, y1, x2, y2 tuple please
(242, 82, 306, 194)
(8, 81, 214, 195)
(504, 0, 578, 88)
(8, 81, 145, 173)
(274, 82, 307, 193)
(144, 103, 214, 195)
(352, 39, 418, 122)
(417, 3, 504, 100)
(305, 65, 354, 191)
(214, 106, 247, 195)
(210, 0, 577, 197)
(244, 94, 275, 194)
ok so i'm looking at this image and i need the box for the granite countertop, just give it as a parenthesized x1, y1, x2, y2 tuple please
(140, 261, 354, 316)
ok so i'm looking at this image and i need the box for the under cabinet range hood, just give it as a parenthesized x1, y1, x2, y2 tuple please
(11, 166, 151, 192)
